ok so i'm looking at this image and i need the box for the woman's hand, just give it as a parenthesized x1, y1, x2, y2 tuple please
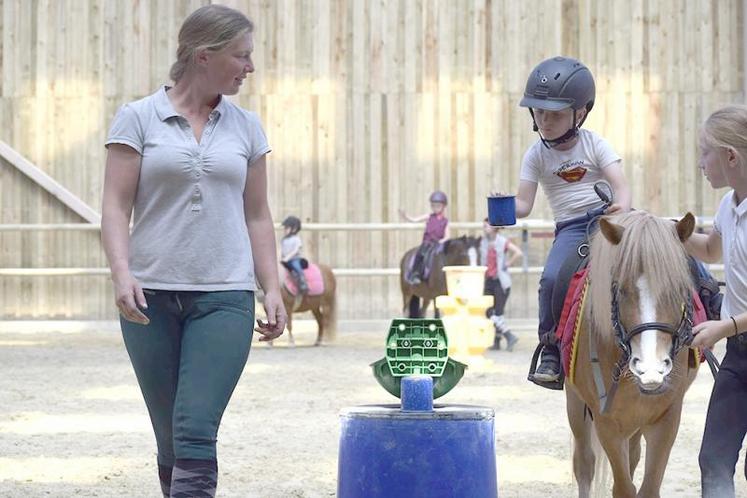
(692, 319, 733, 349)
(112, 271, 149, 325)
(255, 289, 287, 341)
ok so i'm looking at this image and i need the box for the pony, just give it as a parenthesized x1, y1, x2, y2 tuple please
(566, 210, 699, 498)
(280, 263, 337, 346)
(399, 235, 481, 318)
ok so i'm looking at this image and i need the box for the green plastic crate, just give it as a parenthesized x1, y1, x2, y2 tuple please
(386, 318, 449, 376)
(371, 318, 467, 399)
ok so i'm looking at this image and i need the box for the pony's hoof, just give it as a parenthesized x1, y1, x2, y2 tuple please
(313, 341, 323, 347)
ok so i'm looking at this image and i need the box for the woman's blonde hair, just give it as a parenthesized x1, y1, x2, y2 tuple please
(169, 5, 254, 83)
(702, 104, 747, 170)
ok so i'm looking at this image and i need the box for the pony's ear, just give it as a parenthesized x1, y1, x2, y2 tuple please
(675, 212, 696, 242)
(599, 217, 624, 245)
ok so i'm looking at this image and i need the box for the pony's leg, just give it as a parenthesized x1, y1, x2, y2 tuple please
(286, 313, 295, 347)
(637, 405, 682, 498)
(594, 420, 636, 498)
(408, 295, 420, 318)
(565, 389, 594, 498)
(311, 307, 324, 346)
(628, 430, 642, 479)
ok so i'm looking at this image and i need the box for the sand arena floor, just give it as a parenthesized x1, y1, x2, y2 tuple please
(1, 319, 746, 498)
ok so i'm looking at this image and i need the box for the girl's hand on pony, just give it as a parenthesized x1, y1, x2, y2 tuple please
(692, 319, 733, 349)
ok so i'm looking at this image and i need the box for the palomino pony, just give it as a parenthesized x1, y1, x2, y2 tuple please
(399, 235, 481, 318)
(280, 263, 337, 346)
(566, 211, 698, 498)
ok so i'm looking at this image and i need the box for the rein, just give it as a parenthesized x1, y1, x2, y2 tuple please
(589, 280, 694, 414)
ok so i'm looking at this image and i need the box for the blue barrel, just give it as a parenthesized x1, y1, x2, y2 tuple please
(337, 403, 497, 497)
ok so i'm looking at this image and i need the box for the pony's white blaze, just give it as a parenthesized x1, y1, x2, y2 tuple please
(630, 276, 672, 388)
(467, 246, 478, 266)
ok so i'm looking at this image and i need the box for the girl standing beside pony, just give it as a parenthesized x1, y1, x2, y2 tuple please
(685, 105, 747, 498)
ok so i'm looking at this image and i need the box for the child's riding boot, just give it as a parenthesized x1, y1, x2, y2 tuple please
(534, 345, 561, 382)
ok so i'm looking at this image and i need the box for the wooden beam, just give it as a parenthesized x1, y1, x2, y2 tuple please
(0, 139, 101, 224)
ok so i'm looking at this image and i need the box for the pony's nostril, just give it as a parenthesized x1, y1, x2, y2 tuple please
(631, 357, 641, 371)
(663, 358, 673, 371)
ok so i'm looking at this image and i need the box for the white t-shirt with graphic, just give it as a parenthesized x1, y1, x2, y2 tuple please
(520, 129, 621, 222)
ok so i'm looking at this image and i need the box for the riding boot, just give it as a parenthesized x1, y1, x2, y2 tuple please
(503, 330, 519, 352)
(170, 459, 217, 498)
(294, 269, 309, 294)
(158, 464, 172, 498)
(534, 345, 561, 382)
(407, 254, 424, 285)
(489, 333, 502, 350)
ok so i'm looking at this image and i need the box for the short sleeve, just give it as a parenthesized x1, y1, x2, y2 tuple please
(594, 134, 622, 169)
(519, 144, 541, 183)
(105, 104, 144, 154)
(245, 112, 272, 166)
(713, 192, 732, 235)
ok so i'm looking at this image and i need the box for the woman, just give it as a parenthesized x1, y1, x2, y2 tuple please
(101, 5, 286, 497)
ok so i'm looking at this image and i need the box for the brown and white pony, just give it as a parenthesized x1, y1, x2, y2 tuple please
(567, 211, 699, 498)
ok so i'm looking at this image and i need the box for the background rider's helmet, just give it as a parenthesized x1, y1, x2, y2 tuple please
(519, 56, 596, 148)
(281, 215, 302, 234)
(429, 191, 448, 205)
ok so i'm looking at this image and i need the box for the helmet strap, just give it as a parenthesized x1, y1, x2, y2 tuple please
(529, 108, 582, 149)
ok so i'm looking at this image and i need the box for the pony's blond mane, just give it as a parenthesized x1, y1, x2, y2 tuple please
(587, 211, 693, 339)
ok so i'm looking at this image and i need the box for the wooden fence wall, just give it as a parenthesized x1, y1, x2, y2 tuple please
(0, 0, 743, 320)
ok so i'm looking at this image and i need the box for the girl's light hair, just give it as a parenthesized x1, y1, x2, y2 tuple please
(169, 5, 253, 83)
(702, 104, 747, 171)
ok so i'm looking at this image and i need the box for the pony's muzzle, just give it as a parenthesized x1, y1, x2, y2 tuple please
(629, 355, 673, 391)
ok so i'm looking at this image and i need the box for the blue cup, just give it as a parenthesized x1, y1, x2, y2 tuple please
(487, 195, 516, 226)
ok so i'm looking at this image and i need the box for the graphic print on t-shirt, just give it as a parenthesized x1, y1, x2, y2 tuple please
(555, 159, 588, 183)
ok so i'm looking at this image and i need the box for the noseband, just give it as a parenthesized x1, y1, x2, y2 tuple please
(610, 281, 694, 360)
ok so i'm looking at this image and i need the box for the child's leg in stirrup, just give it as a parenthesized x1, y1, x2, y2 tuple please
(407, 244, 427, 284)
(532, 218, 587, 386)
(290, 258, 308, 293)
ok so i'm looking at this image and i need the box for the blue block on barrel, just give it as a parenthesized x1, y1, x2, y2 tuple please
(337, 404, 498, 498)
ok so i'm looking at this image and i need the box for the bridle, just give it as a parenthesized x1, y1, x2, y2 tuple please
(610, 281, 694, 360)
(590, 280, 694, 414)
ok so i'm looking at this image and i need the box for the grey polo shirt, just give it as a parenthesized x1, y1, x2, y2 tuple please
(105, 86, 271, 291)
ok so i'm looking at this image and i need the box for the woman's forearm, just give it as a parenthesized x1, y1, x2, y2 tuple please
(101, 208, 132, 277)
(248, 209, 281, 293)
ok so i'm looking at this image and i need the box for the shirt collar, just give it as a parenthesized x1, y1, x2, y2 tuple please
(154, 85, 228, 121)
(729, 190, 747, 218)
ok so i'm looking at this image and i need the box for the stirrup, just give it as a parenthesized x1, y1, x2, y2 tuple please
(527, 343, 565, 390)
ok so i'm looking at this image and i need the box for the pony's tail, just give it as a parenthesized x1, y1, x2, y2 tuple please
(325, 285, 338, 342)
(324, 265, 338, 342)
(590, 426, 611, 497)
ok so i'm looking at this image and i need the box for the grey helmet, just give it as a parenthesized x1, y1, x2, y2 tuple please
(429, 190, 448, 205)
(519, 56, 595, 148)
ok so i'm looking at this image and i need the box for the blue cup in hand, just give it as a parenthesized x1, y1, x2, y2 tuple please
(487, 195, 516, 226)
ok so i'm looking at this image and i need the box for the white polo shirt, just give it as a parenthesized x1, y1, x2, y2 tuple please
(714, 191, 747, 319)
(105, 86, 271, 291)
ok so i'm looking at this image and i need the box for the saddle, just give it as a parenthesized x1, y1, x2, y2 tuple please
(283, 261, 325, 297)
